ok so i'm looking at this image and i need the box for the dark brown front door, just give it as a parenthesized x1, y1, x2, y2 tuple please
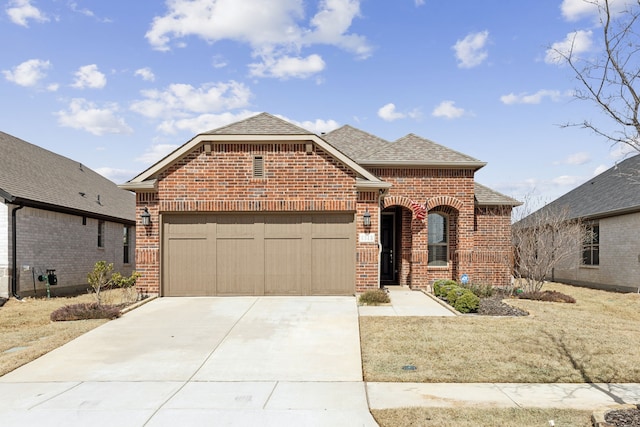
(381, 213, 395, 283)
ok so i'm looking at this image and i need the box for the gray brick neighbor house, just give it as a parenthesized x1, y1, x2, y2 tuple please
(0, 131, 135, 298)
(527, 154, 640, 292)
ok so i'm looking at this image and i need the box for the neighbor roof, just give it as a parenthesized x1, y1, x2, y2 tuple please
(474, 183, 521, 207)
(0, 131, 135, 223)
(527, 154, 640, 220)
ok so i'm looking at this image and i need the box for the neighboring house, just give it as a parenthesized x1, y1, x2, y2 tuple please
(121, 113, 519, 296)
(525, 154, 640, 292)
(0, 132, 136, 298)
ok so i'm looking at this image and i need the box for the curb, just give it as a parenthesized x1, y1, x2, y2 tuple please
(591, 404, 638, 427)
(418, 289, 459, 315)
(120, 294, 158, 315)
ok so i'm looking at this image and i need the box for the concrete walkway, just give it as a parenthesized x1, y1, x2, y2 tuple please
(0, 297, 377, 427)
(358, 285, 454, 316)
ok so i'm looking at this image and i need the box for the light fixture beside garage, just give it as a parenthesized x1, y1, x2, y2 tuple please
(141, 207, 151, 226)
(363, 209, 371, 227)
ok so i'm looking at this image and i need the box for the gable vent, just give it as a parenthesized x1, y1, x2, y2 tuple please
(253, 156, 264, 178)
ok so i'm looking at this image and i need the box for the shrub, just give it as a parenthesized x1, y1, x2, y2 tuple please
(518, 290, 576, 303)
(359, 289, 390, 305)
(454, 291, 480, 313)
(50, 303, 121, 321)
(446, 287, 465, 305)
(461, 282, 494, 298)
(87, 261, 114, 305)
(434, 280, 458, 298)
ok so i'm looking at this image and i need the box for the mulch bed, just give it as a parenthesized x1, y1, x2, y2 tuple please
(477, 293, 528, 317)
(605, 405, 640, 426)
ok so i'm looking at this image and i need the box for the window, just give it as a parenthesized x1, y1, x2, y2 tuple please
(98, 220, 105, 248)
(582, 222, 599, 266)
(428, 213, 448, 266)
(123, 226, 130, 264)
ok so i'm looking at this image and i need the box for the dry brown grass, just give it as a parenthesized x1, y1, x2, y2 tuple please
(361, 282, 640, 383)
(0, 289, 135, 377)
(372, 407, 593, 427)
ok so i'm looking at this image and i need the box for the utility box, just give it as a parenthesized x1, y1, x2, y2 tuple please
(46, 269, 57, 286)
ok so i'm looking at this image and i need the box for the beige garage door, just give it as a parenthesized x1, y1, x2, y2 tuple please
(162, 213, 355, 296)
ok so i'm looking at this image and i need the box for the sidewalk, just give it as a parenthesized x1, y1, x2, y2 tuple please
(358, 286, 455, 316)
(367, 382, 640, 410)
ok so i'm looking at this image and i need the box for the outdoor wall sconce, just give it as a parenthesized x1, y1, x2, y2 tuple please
(363, 209, 371, 227)
(141, 207, 151, 226)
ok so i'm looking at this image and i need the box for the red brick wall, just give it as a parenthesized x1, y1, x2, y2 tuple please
(472, 206, 513, 286)
(135, 143, 367, 294)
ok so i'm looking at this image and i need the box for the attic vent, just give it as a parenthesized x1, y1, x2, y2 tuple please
(253, 156, 264, 178)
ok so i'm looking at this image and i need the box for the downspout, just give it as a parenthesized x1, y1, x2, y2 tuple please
(11, 204, 23, 300)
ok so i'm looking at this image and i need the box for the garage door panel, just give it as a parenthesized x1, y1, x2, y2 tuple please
(216, 238, 263, 295)
(166, 237, 213, 296)
(264, 238, 303, 295)
(311, 238, 354, 295)
(216, 215, 257, 238)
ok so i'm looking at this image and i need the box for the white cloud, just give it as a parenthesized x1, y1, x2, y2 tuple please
(276, 115, 340, 134)
(378, 103, 405, 121)
(545, 30, 593, 65)
(2, 58, 50, 87)
(564, 151, 592, 165)
(130, 81, 252, 127)
(134, 67, 155, 81)
(610, 141, 638, 159)
(136, 143, 180, 164)
(414, 0, 425, 6)
(453, 30, 489, 68)
(560, 0, 628, 22)
(593, 164, 609, 175)
(71, 64, 107, 89)
(249, 54, 326, 79)
(5, 0, 49, 27)
(552, 175, 584, 186)
(56, 98, 133, 136)
(500, 89, 564, 105)
(432, 100, 465, 119)
(94, 167, 138, 184)
(145, 0, 370, 78)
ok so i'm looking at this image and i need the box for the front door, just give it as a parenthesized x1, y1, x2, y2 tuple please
(380, 213, 395, 283)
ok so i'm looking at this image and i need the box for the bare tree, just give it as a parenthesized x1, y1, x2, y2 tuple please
(512, 200, 589, 293)
(555, 0, 640, 152)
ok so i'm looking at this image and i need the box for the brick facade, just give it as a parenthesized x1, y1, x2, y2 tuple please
(2, 204, 135, 298)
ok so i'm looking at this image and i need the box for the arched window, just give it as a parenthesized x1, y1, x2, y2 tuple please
(428, 212, 448, 266)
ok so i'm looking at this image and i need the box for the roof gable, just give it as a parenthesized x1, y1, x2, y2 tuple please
(124, 113, 388, 190)
(0, 131, 134, 222)
(474, 183, 521, 207)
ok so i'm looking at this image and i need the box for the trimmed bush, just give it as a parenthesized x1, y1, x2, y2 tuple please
(50, 303, 121, 321)
(461, 282, 494, 298)
(359, 289, 390, 305)
(434, 280, 458, 298)
(518, 290, 576, 303)
(446, 287, 465, 305)
(454, 291, 480, 313)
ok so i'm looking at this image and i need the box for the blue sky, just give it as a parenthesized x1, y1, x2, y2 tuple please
(1, 0, 635, 211)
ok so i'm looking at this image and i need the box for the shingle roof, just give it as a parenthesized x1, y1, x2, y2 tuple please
(527, 154, 640, 220)
(0, 131, 134, 223)
(321, 125, 389, 162)
(204, 112, 313, 135)
(474, 183, 521, 207)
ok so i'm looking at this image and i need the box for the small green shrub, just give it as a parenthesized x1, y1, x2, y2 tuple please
(446, 287, 465, 305)
(454, 291, 480, 313)
(359, 289, 390, 305)
(434, 280, 458, 298)
(50, 303, 121, 321)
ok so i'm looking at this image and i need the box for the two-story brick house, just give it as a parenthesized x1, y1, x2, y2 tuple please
(121, 113, 519, 296)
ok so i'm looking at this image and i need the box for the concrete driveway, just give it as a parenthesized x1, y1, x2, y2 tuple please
(0, 297, 377, 426)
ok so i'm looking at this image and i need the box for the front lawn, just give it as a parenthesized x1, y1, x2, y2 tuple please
(360, 282, 640, 383)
